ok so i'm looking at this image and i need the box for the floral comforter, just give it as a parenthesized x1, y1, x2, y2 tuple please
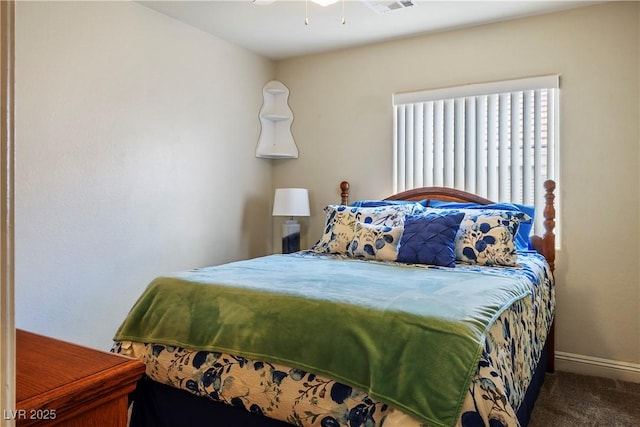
(113, 252, 554, 427)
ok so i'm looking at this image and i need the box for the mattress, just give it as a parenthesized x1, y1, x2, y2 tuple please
(114, 251, 554, 427)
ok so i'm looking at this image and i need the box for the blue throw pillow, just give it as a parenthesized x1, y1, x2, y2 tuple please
(351, 199, 428, 208)
(428, 200, 534, 251)
(397, 212, 465, 267)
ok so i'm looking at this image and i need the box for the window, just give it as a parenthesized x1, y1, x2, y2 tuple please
(392, 75, 559, 237)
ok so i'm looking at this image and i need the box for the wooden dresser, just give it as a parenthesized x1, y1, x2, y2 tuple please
(14, 329, 145, 426)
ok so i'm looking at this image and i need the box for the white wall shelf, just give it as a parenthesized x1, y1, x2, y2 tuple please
(255, 80, 298, 159)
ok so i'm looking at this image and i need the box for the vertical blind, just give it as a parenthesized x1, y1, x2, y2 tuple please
(393, 75, 559, 236)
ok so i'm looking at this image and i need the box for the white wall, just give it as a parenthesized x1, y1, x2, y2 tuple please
(15, 1, 274, 349)
(275, 2, 640, 375)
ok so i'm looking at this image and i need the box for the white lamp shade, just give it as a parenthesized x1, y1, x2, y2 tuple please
(272, 188, 310, 217)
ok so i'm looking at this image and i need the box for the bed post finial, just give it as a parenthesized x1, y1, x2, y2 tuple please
(543, 180, 556, 273)
(340, 181, 349, 205)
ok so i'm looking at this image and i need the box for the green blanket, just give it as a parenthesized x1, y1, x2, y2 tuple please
(114, 254, 531, 427)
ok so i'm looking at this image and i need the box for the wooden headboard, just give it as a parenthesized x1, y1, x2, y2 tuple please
(339, 180, 556, 273)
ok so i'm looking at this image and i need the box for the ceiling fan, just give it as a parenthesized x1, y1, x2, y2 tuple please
(253, 0, 340, 6)
(253, 0, 347, 25)
(253, 0, 417, 25)
(253, 1, 418, 15)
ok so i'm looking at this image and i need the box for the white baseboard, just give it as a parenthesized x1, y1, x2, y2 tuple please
(555, 351, 640, 383)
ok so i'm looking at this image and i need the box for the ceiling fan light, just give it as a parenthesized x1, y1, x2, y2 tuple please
(311, 0, 340, 6)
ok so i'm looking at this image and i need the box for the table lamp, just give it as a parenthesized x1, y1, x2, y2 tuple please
(272, 188, 310, 254)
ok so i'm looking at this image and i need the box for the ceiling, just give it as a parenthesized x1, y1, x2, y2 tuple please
(139, 0, 602, 60)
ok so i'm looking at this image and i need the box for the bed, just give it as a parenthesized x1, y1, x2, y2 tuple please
(113, 180, 556, 427)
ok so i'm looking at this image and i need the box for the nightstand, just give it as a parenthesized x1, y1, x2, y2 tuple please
(15, 329, 145, 426)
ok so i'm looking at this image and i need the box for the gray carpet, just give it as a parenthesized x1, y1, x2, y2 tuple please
(529, 371, 640, 427)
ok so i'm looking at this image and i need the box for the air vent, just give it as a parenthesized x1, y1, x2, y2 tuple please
(363, 0, 417, 14)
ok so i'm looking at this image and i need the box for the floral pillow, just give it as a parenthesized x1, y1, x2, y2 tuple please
(451, 209, 531, 266)
(348, 222, 403, 261)
(429, 200, 535, 251)
(312, 204, 419, 254)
